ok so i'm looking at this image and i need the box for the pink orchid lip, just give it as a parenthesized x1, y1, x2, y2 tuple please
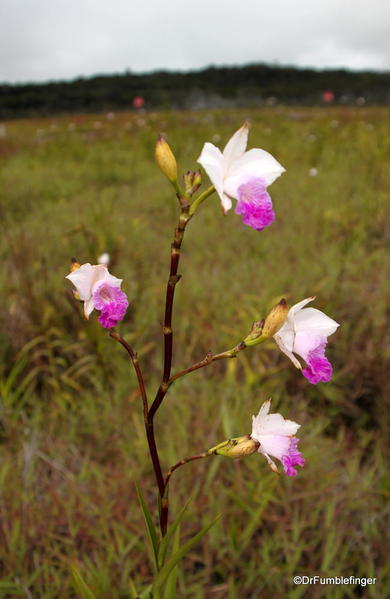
(235, 177, 275, 231)
(300, 339, 333, 384)
(281, 437, 305, 476)
(92, 283, 129, 329)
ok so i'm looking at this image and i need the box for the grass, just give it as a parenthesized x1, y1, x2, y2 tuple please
(0, 106, 389, 598)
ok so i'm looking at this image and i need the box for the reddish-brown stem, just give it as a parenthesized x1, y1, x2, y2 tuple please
(168, 341, 247, 385)
(164, 452, 213, 489)
(110, 331, 148, 421)
(109, 331, 165, 496)
(160, 452, 213, 534)
(149, 208, 191, 421)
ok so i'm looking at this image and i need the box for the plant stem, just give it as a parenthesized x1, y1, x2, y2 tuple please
(109, 331, 148, 422)
(164, 452, 214, 488)
(169, 341, 247, 385)
(160, 451, 214, 534)
(189, 185, 215, 215)
(158, 342, 246, 533)
(109, 332, 165, 497)
(149, 207, 191, 421)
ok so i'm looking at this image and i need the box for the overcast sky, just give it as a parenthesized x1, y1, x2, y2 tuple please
(1, 0, 389, 83)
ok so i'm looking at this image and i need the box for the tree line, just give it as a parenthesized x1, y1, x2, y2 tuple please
(1, 63, 389, 119)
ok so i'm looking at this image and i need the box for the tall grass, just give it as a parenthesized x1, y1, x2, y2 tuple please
(0, 107, 388, 597)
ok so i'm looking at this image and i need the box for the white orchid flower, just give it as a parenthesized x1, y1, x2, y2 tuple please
(274, 297, 339, 384)
(66, 263, 128, 328)
(251, 399, 304, 476)
(197, 122, 285, 230)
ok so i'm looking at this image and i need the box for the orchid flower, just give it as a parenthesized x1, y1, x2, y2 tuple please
(197, 122, 285, 230)
(251, 399, 304, 476)
(66, 263, 128, 329)
(274, 297, 339, 384)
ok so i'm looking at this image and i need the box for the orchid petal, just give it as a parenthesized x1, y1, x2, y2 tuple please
(254, 414, 301, 437)
(274, 333, 302, 369)
(256, 399, 271, 419)
(66, 263, 95, 301)
(274, 322, 295, 353)
(256, 434, 292, 460)
(83, 297, 95, 319)
(197, 142, 224, 199)
(222, 122, 249, 169)
(293, 308, 339, 337)
(288, 297, 316, 317)
(93, 268, 122, 293)
(293, 332, 325, 361)
(224, 148, 285, 198)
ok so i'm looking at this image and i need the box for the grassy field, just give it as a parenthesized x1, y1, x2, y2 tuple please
(0, 106, 389, 598)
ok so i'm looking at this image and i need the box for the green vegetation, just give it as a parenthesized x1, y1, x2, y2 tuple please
(0, 107, 388, 598)
(1, 63, 390, 119)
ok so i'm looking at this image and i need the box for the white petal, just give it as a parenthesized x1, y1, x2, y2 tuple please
(257, 434, 291, 460)
(66, 263, 95, 300)
(293, 307, 339, 337)
(256, 399, 272, 420)
(293, 332, 325, 361)
(274, 321, 295, 353)
(197, 142, 225, 201)
(252, 411, 300, 439)
(288, 297, 315, 317)
(252, 401, 271, 434)
(224, 148, 285, 198)
(83, 297, 95, 319)
(67, 263, 122, 302)
(95, 266, 122, 293)
(221, 193, 232, 213)
(274, 333, 302, 369)
(222, 122, 249, 169)
(258, 449, 279, 473)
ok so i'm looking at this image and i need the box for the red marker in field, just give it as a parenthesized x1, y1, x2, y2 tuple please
(322, 91, 335, 103)
(133, 96, 145, 109)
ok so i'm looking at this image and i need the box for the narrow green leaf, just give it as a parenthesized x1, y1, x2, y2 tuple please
(139, 584, 153, 598)
(153, 514, 222, 594)
(158, 499, 191, 567)
(162, 525, 181, 599)
(128, 577, 138, 599)
(70, 565, 97, 599)
(135, 482, 159, 571)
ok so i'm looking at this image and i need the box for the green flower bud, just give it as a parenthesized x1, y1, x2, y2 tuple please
(183, 169, 202, 196)
(243, 319, 265, 347)
(209, 435, 259, 459)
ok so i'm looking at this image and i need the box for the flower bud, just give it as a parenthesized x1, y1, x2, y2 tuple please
(243, 319, 265, 347)
(155, 135, 178, 183)
(183, 169, 202, 196)
(262, 298, 289, 338)
(191, 169, 202, 193)
(209, 435, 259, 459)
(183, 170, 195, 192)
(70, 258, 81, 272)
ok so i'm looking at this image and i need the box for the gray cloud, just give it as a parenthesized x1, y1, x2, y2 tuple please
(1, 0, 389, 83)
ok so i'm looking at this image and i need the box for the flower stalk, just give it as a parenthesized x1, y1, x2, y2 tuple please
(66, 122, 340, 590)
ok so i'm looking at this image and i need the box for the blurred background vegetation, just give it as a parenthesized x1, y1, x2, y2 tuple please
(0, 106, 389, 597)
(1, 63, 390, 119)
